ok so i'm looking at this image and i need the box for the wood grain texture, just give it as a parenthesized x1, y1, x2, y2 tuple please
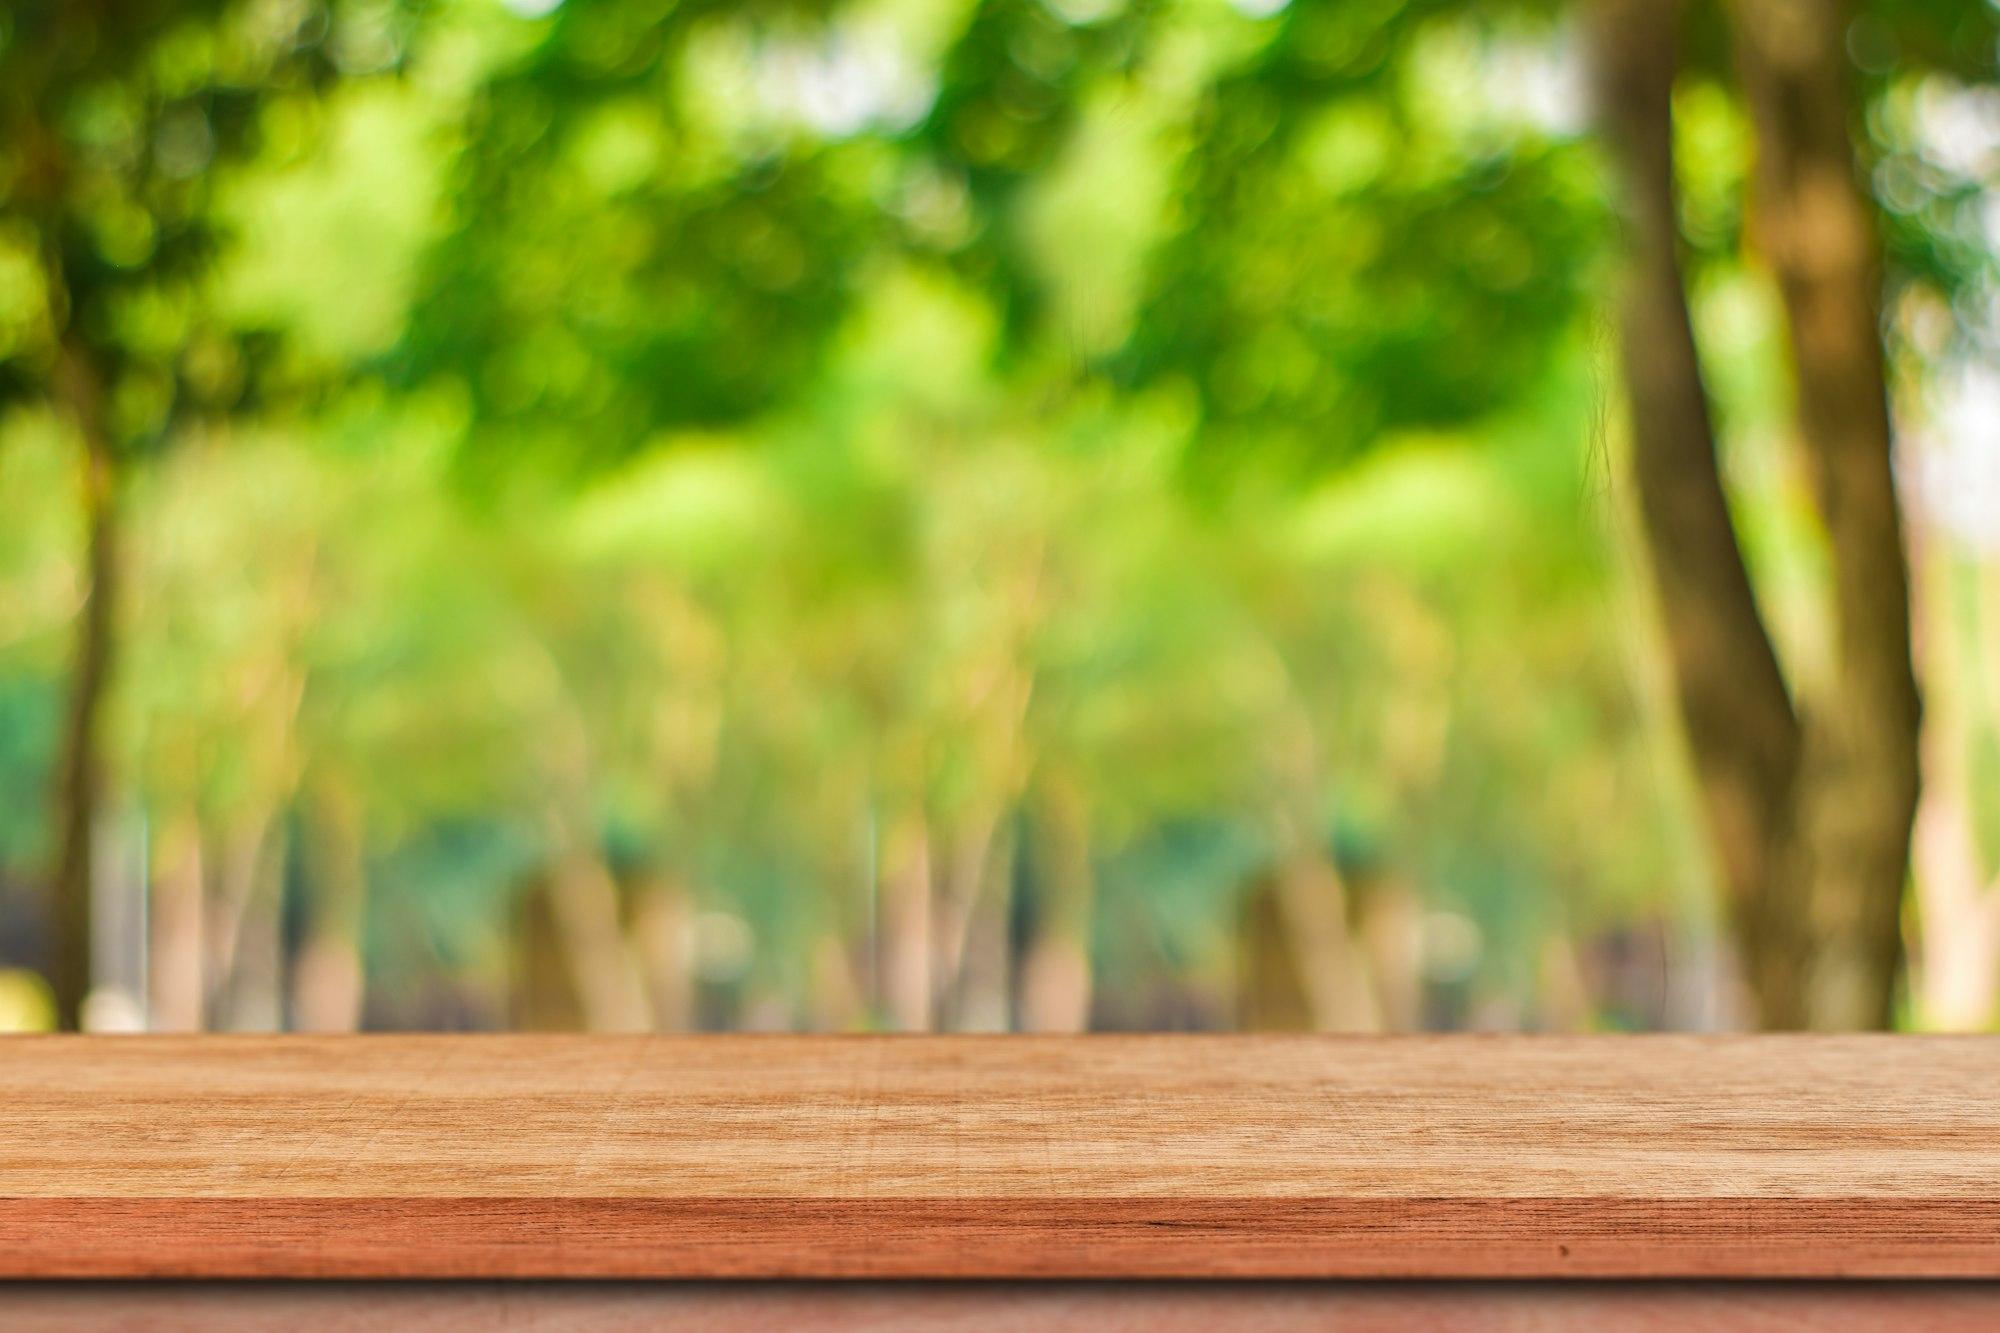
(10, 1282, 2000, 1332)
(2, 1034, 1997, 1278)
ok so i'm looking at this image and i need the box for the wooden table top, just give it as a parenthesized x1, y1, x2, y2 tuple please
(3, 1033, 1997, 1278)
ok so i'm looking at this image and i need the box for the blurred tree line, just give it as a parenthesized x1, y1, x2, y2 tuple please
(0, 0, 1995, 1032)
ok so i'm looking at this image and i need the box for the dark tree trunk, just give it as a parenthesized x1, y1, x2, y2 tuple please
(1727, 0, 1921, 1029)
(1591, 0, 1920, 1028)
(49, 338, 119, 1031)
(1590, 0, 1809, 1024)
(513, 873, 584, 1031)
(1236, 870, 1314, 1031)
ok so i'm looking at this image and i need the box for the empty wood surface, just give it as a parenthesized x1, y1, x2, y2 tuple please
(2, 1034, 1997, 1278)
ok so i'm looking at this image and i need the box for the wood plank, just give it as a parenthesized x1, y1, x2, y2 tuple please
(2, 1034, 1996, 1278)
(8, 1281, 2000, 1332)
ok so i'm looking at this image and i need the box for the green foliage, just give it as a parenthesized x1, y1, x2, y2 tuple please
(0, 0, 399, 442)
(397, 0, 897, 477)
(1123, 5, 1605, 473)
(0, 0, 1993, 1031)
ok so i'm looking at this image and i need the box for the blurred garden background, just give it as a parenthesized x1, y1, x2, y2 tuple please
(0, 0, 1994, 1033)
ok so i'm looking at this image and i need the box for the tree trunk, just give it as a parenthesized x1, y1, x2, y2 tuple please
(876, 808, 933, 1031)
(48, 338, 119, 1031)
(1352, 867, 1424, 1032)
(1906, 526, 1997, 1029)
(1591, 0, 1797, 1025)
(205, 812, 286, 1030)
(931, 808, 1000, 1023)
(1236, 871, 1314, 1030)
(1271, 852, 1381, 1031)
(807, 928, 867, 1032)
(1727, 0, 1922, 1030)
(1537, 927, 1595, 1033)
(290, 782, 368, 1032)
(546, 837, 651, 1032)
(513, 873, 582, 1030)
(944, 824, 1014, 1032)
(1591, 0, 1922, 1028)
(630, 872, 696, 1031)
(216, 824, 288, 1031)
(1234, 861, 1381, 1032)
(1591, 0, 1807, 1025)
(149, 811, 206, 1031)
(1019, 778, 1093, 1033)
(1912, 746, 2000, 1030)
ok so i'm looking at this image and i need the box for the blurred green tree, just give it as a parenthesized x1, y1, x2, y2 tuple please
(0, 0, 404, 1026)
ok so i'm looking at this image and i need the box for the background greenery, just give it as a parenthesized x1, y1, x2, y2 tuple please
(0, 0, 1994, 1031)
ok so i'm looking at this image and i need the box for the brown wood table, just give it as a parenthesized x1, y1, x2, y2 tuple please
(4, 1033, 2000, 1326)
(4, 1033, 1998, 1280)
